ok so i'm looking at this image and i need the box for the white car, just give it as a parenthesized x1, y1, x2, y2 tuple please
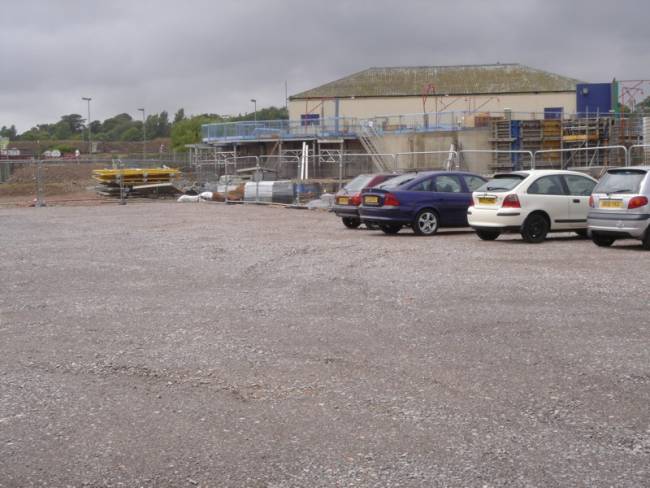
(467, 170, 598, 243)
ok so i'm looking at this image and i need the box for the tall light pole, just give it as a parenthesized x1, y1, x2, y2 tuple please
(137, 107, 146, 161)
(82, 97, 92, 156)
(250, 99, 257, 123)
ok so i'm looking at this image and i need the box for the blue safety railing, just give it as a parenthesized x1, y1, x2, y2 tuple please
(202, 110, 645, 144)
(202, 117, 361, 143)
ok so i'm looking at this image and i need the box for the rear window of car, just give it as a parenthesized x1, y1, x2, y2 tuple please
(344, 175, 374, 192)
(476, 174, 526, 192)
(376, 173, 417, 189)
(594, 169, 647, 195)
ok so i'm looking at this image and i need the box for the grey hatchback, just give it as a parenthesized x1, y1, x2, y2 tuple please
(588, 166, 650, 249)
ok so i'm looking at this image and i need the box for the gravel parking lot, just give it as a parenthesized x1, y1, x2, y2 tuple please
(1, 202, 648, 487)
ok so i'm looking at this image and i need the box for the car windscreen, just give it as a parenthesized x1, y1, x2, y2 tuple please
(594, 169, 647, 194)
(344, 175, 374, 192)
(476, 174, 526, 192)
(376, 173, 417, 189)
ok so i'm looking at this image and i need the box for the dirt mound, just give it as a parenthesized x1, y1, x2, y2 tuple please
(0, 162, 106, 198)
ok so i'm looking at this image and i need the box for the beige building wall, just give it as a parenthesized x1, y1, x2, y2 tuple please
(289, 92, 576, 122)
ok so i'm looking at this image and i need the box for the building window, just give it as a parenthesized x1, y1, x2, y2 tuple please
(301, 114, 320, 126)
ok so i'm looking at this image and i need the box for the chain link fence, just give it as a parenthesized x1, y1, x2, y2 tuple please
(3, 144, 649, 207)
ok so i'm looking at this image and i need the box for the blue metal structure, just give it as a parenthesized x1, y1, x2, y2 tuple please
(201, 112, 468, 144)
(576, 83, 612, 116)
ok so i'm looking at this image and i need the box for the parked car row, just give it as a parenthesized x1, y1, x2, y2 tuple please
(332, 166, 650, 249)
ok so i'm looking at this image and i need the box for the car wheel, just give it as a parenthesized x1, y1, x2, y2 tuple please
(592, 233, 615, 247)
(380, 224, 401, 235)
(476, 230, 500, 241)
(641, 230, 650, 250)
(575, 229, 588, 238)
(342, 217, 361, 229)
(520, 213, 549, 243)
(413, 209, 439, 236)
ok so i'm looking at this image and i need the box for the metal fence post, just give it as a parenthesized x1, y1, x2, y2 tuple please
(35, 159, 45, 207)
(224, 170, 229, 204)
(255, 156, 260, 204)
(338, 152, 343, 190)
(118, 159, 127, 205)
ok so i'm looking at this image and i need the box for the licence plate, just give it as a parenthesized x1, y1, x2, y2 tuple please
(599, 199, 624, 209)
(337, 197, 349, 205)
(364, 195, 379, 205)
(478, 196, 497, 205)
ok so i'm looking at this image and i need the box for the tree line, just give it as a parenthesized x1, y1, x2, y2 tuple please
(1, 106, 288, 151)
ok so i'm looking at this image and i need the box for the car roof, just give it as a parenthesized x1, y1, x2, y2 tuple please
(603, 165, 650, 172)
(410, 170, 481, 177)
(493, 169, 597, 179)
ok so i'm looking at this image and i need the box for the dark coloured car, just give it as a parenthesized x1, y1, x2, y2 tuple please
(359, 171, 487, 235)
(333, 173, 399, 228)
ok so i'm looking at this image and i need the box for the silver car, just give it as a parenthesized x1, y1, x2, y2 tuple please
(588, 166, 650, 249)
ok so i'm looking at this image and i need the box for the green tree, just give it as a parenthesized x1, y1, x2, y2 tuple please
(231, 106, 288, 122)
(101, 113, 133, 133)
(121, 126, 143, 141)
(171, 115, 217, 151)
(173, 108, 185, 124)
(89, 120, 102, 134)
(634, 96, 650, 114)
(158, 111, 171, 137)
(0, 125, 17, 139)
(59, 114, 85, 134)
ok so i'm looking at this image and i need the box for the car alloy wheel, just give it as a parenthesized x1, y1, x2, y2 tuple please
(413, 210, 439, 236)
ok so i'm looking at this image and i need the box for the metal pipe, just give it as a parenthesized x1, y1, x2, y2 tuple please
(137, 107, 146, 162)
(458, 149, 535, 170)
(533, 145, 628, 170)
(82, 97, 92, 156)
(627, 144, 650, 166)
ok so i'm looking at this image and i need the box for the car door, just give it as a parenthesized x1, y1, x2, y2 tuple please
(405, 176, 437, 212)
(525, 174, 571, 230)
(563, 174, 597, 225)
(432, 174, 468, 226)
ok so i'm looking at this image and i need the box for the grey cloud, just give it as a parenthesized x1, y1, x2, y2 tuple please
(1, 0, 649, 131)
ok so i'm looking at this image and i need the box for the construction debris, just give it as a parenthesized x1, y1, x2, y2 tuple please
(93, 167, 181, 198)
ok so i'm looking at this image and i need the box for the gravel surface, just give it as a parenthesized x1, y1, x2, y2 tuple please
(1, 202, 648, 487)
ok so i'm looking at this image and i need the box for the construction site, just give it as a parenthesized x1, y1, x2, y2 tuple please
(194, 64, 650, 183)
(3, 65, 650, 487)
(2, 64, 650, 208)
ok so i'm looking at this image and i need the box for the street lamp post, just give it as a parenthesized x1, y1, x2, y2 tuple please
(137, 107, 146, 162)
(250, 99, 257, 124)
(82, 97, 92, 156)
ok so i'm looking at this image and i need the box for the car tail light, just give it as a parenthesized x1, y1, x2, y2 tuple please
(383, 193, 400, 206)
(501, 194, 521, 208)
(628, 196, 649, 209)
(349, 192, 361, 206)
(589, 195, 594, 208)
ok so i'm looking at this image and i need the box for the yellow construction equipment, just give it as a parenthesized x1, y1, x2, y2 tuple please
(92, 168, 180, 186)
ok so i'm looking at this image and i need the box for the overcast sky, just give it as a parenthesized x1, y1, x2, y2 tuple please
(1, 0, 649, 131)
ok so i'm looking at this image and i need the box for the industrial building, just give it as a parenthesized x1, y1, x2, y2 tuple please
(199, 63, 642, 176)
(288, 63, 582, 123)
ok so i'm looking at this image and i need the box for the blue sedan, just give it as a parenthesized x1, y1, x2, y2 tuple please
(359, 171, 487, 235)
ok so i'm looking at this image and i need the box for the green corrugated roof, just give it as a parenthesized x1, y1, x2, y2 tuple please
(290, 64, 581, 99)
